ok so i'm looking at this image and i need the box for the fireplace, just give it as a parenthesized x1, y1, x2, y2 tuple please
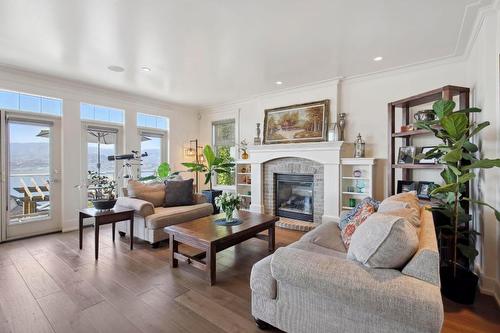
(274, 174, 314, 222)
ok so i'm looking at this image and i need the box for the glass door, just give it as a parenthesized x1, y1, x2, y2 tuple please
(2, 113, 61, 240)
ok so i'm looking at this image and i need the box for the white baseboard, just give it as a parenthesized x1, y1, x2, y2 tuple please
(476, 265, 500, 307)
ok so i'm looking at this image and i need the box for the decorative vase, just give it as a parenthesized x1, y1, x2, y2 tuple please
(327, 123, 339, 141)
(224, 208, 234, 222)
(338, 113, 347, 141)
(242, 150, 249, 159)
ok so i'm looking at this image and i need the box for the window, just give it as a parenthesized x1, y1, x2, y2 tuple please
(140, 132, 164, 178)
(0, 90, 62, 115)
(81, 103, 124, 124)
(137, 113, 169, 130)
(212, 119, 235, 186)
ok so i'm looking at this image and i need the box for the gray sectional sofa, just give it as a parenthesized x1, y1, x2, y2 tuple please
(250, 207, 443, 333)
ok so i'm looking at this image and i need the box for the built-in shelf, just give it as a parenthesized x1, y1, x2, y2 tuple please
(237, 172, 251, 175)
(237, 183, 251, 186)
(342, 191, 368, 195)
(342, 176, 370, 180)
(239, 194, 251, 197)
(391, 164, 444, 169)
(236, 162, 252, 211)
(341, 158, 375, 211)
(342, 206, 354, 210)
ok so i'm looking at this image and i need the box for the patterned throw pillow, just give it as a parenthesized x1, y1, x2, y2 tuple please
(341, 203, 376, 249)
(338, 197, 380, 230)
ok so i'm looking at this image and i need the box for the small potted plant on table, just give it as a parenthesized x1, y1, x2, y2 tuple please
(88, 171, 117, 210)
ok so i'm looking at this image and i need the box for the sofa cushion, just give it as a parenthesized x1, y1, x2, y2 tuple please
(300, 222, 346, 253)
(340, 203, 376, 248)
(127, 180, 165, 207)
(379, 207, 421, 228)
(289, 241, 347, 259)
(164, 179, 194, 207)
(146, 203, 213, 229)
(380, 191, 420, 215)
(338, 197, 379, 230)
(347, 212, 419, 269)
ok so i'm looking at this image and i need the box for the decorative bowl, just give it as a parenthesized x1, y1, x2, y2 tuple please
(414, 110, 436, 122)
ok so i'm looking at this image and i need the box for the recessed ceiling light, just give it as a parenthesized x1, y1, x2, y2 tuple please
(141, 66, 152, 72)
(107, 65, 125, 72)
(373, 56, 383, 62)
(275, 81, 283, 85)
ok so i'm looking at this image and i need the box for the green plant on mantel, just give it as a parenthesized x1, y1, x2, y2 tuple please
(416, 99, 500, 277)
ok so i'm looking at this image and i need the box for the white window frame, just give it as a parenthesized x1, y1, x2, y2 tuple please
(138, 128, 169, 178)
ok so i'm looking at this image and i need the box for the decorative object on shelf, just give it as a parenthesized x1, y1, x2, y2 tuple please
(327, 122, 340, 141)
(352, 169, 362, 178)
(263, 99, 329, 144)
(400, 124, 414, 132)
(182, 145, 235, 214)
(215, 192, 241, 224)
(415, 99, 500, 304)
(254, 123, 262, 145)
(353, 133, 365, 158)
(337, 113, 346, 141)
(413, 109, 436, 122)
(347, 185, 355, 192)
(396, 180, 416, 193)
(416, 181, 434, 200)
(348, 198, 357, 207)
(397, 146, 416, 164)
(87, 171, 117, 210)
(240, 139, 249, 159)
(417, 146, 438, 164)
(240, 166, 247, 173)
(355, 180, 366, 193)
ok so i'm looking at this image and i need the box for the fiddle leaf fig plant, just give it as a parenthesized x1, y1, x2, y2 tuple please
(182, 145, 235, 191)
(416, 99, 500, 277)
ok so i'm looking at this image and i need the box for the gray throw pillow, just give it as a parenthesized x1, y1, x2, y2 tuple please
(164, 179, 194, 207)
(347, 212, 419, 269)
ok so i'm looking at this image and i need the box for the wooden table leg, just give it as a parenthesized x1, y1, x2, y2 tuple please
(170, 234, 178, 268)
(79, 212, 84, 250)
(129, 214, 134, 250)
(112, 222, 115, 243)
(207, 243, 216, 285)
(94, 219, 99, 260)
(268, 225, 275, 252)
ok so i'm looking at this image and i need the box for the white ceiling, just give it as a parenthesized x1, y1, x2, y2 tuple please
(0, 0, 490, 107)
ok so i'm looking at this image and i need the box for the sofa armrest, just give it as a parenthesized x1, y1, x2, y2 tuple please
(193, 193, 208, 204)
(271, 247, 443, 332)
(116, 197, 154, 217)
(250, 255, 276, 299)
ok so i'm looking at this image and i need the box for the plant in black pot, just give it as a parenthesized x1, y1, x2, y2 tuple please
(88, 171, 117, 210)
(182, 145, 235, 214)
(416, 99, 500, 304)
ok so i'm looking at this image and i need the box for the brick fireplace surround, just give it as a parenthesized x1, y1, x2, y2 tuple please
(246, 141, 343, 228)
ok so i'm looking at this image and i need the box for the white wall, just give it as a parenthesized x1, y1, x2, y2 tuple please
(0, 66, 199, 233)
(465, 8, 500, 303)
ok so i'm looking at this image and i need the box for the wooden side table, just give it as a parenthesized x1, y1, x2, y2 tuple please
(79, 207, 135, 260)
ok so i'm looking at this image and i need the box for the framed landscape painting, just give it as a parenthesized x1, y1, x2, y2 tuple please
(263, 100, 329, 144)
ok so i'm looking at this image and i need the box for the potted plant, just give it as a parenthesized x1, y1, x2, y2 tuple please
(215, 192, 241, 224)
(416, 99, 500, 304)
(182, 145, 235, 213)
(139, 162, 180, 182)
(88, 171, 117, 210)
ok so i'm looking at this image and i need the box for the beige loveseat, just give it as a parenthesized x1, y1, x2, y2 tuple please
(116, 188, 213, 247)
(250, 207, 443, 333)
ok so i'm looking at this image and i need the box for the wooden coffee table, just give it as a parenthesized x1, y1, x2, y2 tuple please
(165, 210, 278, 285)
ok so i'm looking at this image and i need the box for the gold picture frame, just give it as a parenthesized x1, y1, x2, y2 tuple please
(263, 99, 330, 144)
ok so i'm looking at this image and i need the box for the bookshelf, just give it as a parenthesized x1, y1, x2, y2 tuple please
(236, 163, 252, 211)
(341, 158, 375, 211)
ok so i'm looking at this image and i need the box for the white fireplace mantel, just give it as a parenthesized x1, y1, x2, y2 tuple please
(246, 141, 343, 223)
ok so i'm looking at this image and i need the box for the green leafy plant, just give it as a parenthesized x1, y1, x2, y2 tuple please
(139, 162, 180, 182)
(182, 145, 235, 191)
(416, 99, 500, 277)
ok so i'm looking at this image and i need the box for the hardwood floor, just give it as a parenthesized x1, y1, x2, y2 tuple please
(0, 225, 498, 333)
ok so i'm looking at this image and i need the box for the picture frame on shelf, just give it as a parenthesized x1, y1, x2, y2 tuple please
(417, 146, 438, 164)
(397, 146, 416, 164)
(417, 181, 434, 200)
(397, 180, 417, 194)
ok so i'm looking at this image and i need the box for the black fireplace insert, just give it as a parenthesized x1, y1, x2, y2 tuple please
(274, 173, 314, 222)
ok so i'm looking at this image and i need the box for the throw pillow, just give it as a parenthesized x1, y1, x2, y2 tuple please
(347, 212, 419, 268)
(164, 179, 194, 207)
(340, 202, 376, 249)
(127, 180, 165, 207)
(380, 191, 420, 214)
(380, 207, 421, 228)
(338, 197, 380, 230)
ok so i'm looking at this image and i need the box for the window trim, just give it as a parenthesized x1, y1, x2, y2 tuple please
(80, 102, 124, 124)
(0, 89, 63, 116)
(139, 129, 168, 178)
